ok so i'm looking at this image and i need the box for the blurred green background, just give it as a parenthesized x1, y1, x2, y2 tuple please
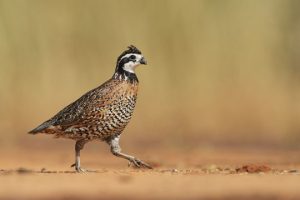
(1, 0, 300, 150)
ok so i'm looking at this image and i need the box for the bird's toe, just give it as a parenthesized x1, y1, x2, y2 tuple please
(129, 158, 152, 169)
(75, 167, 86, 173)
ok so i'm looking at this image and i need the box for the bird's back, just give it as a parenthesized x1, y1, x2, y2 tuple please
(29, 78, 139, 141)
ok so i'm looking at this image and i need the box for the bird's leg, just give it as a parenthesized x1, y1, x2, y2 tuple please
(107, 135, 152, 169)
(70, 140, 88, 172)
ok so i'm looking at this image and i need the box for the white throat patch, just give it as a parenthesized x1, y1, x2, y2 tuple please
(123, 62, 138, 73)
(120, 53, 143, 74)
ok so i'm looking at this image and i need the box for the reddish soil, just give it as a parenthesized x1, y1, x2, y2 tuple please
(1, 141, 300, 200)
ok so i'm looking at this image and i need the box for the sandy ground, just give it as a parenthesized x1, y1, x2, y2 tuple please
(1, 139, 300, 200)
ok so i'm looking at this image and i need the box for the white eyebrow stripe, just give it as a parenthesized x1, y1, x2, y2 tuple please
(118, 53, 142, 64)
(120, 53, 135, 60)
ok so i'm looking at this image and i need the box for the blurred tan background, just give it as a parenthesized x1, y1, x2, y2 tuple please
(1, 0, 300, 151)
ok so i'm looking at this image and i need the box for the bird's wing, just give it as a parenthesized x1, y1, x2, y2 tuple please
(29, 79, 114, 133)
(52, 83, 112, 128)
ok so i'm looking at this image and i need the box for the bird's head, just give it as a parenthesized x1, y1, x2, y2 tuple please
(115, 45, 147, 74)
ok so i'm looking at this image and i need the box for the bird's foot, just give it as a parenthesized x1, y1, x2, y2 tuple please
(70, 163, 98, 173)
(128, 158, 153, 169)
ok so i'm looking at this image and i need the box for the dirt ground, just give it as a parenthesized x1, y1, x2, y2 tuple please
(1, 139, 300, 200)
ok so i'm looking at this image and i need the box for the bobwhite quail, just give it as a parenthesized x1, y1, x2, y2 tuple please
(29, 45, 151, 172)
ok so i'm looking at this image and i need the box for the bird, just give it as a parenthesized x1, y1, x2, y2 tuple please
(29, 45, 152, 172)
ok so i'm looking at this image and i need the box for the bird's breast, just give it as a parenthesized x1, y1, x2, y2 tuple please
(92, 81, 139, 135)
(106, 81, 138, 122)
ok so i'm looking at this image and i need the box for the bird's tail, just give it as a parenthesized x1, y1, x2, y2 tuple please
(28, 120, 52, 134)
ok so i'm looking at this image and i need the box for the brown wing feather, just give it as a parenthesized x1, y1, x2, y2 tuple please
(29, 79, 115, 134)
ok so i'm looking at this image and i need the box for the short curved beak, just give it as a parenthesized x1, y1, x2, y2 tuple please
(140, 57, 147, 65)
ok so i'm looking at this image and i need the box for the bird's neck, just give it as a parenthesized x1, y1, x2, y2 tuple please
(113, 70, 139, 84)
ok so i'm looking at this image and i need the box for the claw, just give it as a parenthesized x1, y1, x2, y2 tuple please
(129, 158, 153, 169)
(132, 159, 141, 167)
(75, 167, 86, 173)
(71, 163, 97, 173)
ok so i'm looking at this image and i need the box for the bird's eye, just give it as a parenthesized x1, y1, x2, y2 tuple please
(129, 55, 136, 60)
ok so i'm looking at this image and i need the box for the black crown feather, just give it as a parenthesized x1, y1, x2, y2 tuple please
(117, 45, 142, 63)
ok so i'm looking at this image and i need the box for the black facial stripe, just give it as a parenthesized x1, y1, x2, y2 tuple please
(129, 55, 136, 60)
(121, 57, 130, 63)
(117, 54, 138, 67)
(116, 45, 141, 64)
(118, 57, 130, 67)
(115, 56, 133, 74)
